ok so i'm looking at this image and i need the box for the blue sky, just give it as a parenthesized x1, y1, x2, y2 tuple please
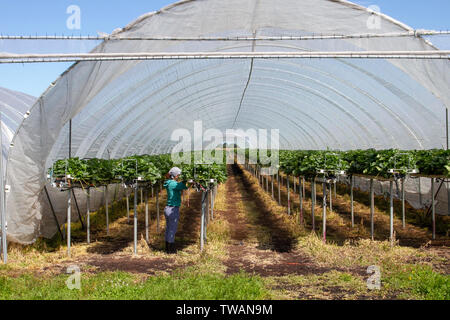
(0, 0, 449, 97)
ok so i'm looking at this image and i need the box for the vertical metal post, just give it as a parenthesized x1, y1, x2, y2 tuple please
(287, 175, 291, 215)
(351, 176, 354, 228)
(133, 182, 138, 255)
(67, 189, 72, 257)
(265, 174, 269, 192)
(200, 191, 206, 251)
(67, 118, 72, 257)
(145, 188, 149, 243)
(105, 185, 109, 235)
(140, 188, 143, 205)
(126, 192, 130, 223)
(323, 181, 327, 243)
(431, 178, 436, 240)
(370, 179, 374, 240)
(302, 177, 305, 200)
(277, 173, 281, 205)
(210, 185, 214, 221)
(86, 188, 90, 244)
(156, 184, 160, 233)
(206, 188, 210, 225)
(299, 176, 303, 225)
(329, 183, 332, 212)
(402, 178, 405, 229)
(334, 181, 337, 199)
(314, 177, 317, 205)
(390, 180, 394, 246)
(271, 174, 274, 199)
(311, 177, 316, 231)
(0, 111, 7, 263)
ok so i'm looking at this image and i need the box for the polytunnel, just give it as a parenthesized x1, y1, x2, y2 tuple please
(4, 0, 450, 244)
(0, 87, 35, 175)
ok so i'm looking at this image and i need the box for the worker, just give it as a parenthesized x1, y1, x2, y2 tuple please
(163, 167, 189, 254)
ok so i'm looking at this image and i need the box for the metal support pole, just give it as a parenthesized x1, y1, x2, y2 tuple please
(329, 183, 332, 212)
(140, 188, 143, 205)
(312, 177, 316, 231)
(351, 176, 354, 228)
(133, 183, 138, 255)
(265, 174, 269, 193)
(105, 185, 109, 235)
(370, 179, 374, 241)
(67, 190, 72, 257)
(287, 175, 291, 215)
(44, 186, 64, 240)
(200, 191, 206, 251)
(277, 173, 281, 205)
(271, 174, 274, 199)
(334, 181, 337, 199)
(210, 185, 214, 221)
(302, 177, 305, 200)
(402, 178, 406, 229)
(299, 176, 303, 225)
(431, 178, 436, 240)
(390, 181, 394, 246)
(86, 188, 90, 244)
(206, 188, 210, 225)
(126, 193, 130, 223)
(145, 188, 149, 243)
(314, 177, 317, 205)
(323, 181, 327, 243)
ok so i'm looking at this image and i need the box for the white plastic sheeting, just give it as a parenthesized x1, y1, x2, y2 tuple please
(4, 0, 450, 243)
(40, 184, 128, 240)
(0, 87, 35, 176)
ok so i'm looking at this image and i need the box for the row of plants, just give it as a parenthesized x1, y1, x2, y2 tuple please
(48, 152, 228, 187)
(248, 149, 450, 178)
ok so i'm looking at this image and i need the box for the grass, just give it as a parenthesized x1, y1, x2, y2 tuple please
(383, 264, 450, 300)
(0, 269, 267, 300)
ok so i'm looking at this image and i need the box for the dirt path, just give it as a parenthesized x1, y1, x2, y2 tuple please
(220, 165, 361, 278)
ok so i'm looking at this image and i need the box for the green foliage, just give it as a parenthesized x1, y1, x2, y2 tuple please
(280, 150, 349, 177)
(245, 149, 449, 178)
(112, 156, 162, 184)
(414, 149, 450, 177)
(49, 152, 227, 187)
